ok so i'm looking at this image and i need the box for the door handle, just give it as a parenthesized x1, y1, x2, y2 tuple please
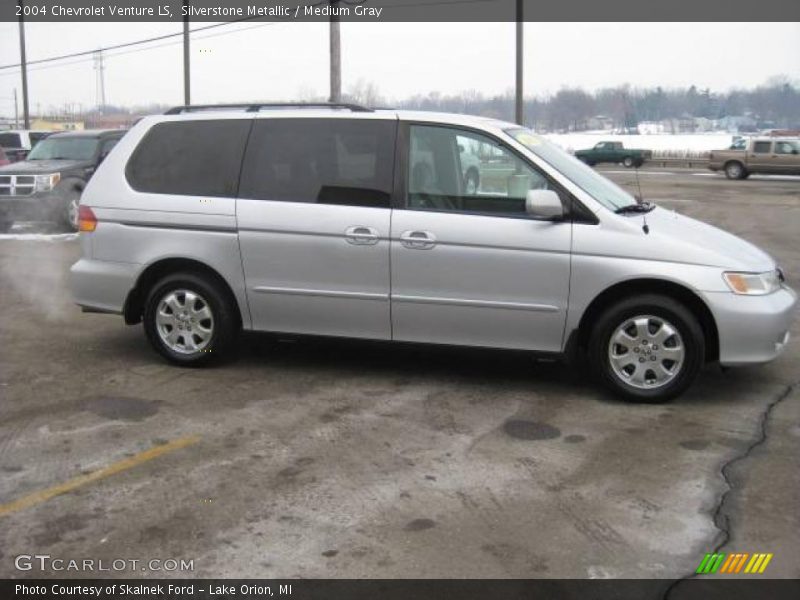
(400, 230, 437, 249)
(344, 225, 380, 245)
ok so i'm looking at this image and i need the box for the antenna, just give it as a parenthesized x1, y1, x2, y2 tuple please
(93, 49, 106, 112)
(633, 163, 644, 203)
(634, 163, 649, 234)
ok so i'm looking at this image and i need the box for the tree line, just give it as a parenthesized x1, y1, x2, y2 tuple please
(346, 77, 800, 133)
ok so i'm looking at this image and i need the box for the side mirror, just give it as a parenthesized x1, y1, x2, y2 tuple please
(526, 189, 564, 220)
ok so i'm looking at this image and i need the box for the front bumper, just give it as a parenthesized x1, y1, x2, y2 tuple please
(0, 191, 67, 221)
(703, 286, 798, 366)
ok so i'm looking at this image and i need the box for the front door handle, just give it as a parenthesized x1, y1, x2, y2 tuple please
(345, 225, 380, 245)
(400, 230, 437, 250)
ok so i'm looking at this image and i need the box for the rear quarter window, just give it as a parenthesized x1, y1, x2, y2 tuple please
(126, 120, 251, 197)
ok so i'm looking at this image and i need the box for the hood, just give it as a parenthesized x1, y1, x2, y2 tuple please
(638, 207, 775, 271)
(0, 158, 93, 175)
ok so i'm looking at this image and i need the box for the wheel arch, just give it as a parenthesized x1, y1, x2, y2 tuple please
(575, 278, 719, 362)
(124, 257, 243, 328)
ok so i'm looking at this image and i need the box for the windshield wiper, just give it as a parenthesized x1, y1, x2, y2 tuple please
(615, 201, 655, 214)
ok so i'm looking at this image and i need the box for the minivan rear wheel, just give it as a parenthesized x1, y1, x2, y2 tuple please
(143, 272, 238, 365)
(588, 294, 704, 402)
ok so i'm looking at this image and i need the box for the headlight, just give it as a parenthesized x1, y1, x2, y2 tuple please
(33, 173, 60, 193)
(723, 270, 782, 295)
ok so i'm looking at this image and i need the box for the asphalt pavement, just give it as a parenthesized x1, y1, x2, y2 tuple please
(0, 167, 798, 583)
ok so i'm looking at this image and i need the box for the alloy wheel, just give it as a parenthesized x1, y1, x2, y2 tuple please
(607, 315, 685, 389)
(155, 289, 214, 354)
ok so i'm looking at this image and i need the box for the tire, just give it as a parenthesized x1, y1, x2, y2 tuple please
(59, 186, 82, 232)
(464, 169, 479, 195)
(0, 219, 13, 233)
(588, 294, 705, 402)
(143, 272, 239, 366)
(724, 161, 746, 180)
(623, 156, 635, 168)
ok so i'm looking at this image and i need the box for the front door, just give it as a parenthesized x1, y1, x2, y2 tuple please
(390, 124, 572, 352)
(237, 117, 396, 339)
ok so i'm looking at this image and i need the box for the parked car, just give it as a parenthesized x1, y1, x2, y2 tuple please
(0, 129, 53, 162)
(0, 146, 9, 167)
(709, 137, 800, 179)
(70, 104, 796, 402)
(575, 141, 652, 168)
(0, 129, 125, 232)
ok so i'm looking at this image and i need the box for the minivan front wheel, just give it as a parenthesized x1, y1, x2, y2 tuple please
(588, 295, 705, 402)
(143, 272, 238, 365)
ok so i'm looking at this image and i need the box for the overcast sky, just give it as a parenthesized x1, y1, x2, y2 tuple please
(0, 22, 798, 115)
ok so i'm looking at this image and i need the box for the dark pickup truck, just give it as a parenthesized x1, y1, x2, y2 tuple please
(575, 141, 652, 168)
(0, 129, 125, 232)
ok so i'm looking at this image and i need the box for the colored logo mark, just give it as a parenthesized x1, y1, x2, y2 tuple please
(696, 552, 773, 574)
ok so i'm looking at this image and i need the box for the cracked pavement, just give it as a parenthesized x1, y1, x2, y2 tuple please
(0, 168, 798, 582)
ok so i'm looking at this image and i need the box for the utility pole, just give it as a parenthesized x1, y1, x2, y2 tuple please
(183, 0, 191, 105)
(14, 88, 19, 129)
(18, 0, 30, 129)
(515, 0, 524, 125)
(329, 0, 341, 103)
(93, 50, 106, 111)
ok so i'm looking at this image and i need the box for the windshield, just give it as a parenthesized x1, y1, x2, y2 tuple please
(27, 137, 98, 161)
(504, 127, 637, 211)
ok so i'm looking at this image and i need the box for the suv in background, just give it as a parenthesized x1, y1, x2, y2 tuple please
(0, 129, 53, 163)
(70, 104, 795, 402)
(708, 137, 800, 179)
(0, 129, 125, 232)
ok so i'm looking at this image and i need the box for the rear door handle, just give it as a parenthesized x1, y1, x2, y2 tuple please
(344, 225, 380, 245)
(400, 230, 437, 249)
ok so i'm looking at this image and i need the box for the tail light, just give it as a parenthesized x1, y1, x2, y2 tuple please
(78, 206, 98, 232)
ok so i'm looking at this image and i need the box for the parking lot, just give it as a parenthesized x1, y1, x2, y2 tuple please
(0, 167, 798, 581)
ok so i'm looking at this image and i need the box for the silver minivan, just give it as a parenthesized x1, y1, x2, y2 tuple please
(70, 104, 796, 402)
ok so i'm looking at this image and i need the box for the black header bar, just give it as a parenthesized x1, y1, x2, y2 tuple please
(2, 0, 799, 22)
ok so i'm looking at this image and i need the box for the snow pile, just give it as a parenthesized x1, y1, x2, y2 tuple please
(544, 133, 735, 157)
(0, 232, 78, 242)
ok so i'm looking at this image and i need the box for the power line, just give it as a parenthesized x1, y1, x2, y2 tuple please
(0, 19, 271, 71)
(0, 22, 279, 78)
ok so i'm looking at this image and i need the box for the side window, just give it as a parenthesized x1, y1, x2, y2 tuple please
(752, 141, 772, 154)
(0, 133, 22, 148)
(408, 125, 554, 217)
(239, 118, 395, 208)
(126, 120, 251, 197)
(775, 141, 798, 155)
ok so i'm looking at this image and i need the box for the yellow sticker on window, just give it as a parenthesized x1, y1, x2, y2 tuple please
(516, 133, 540, 147)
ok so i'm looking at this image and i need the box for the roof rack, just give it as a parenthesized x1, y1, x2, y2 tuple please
(164, 102, 374, 115)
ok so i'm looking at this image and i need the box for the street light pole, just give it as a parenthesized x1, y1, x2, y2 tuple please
(329, 1, 341, 103)
(18, 0, 31, 129)
(183, 0, 191, 105)
(515, 0, 524, 125)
